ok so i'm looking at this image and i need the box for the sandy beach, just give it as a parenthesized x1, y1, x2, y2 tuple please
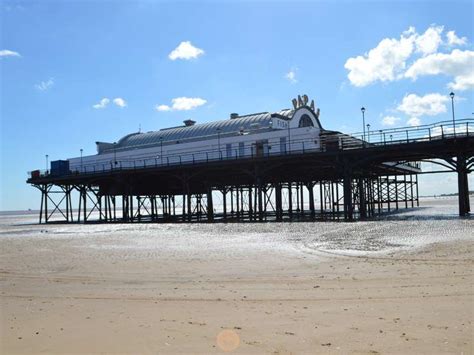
(1, 197, 472, 354)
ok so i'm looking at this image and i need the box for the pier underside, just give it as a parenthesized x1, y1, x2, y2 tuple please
(33, 174, 420, 223)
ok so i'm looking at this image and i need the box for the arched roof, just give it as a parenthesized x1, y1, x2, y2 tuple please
(100, 109, 296, 154)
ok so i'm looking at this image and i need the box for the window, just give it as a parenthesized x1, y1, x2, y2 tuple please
(280, 137, 287, 153)
(239, 142, 245, 156)
(226, 143, 232, 158)
(298, 114, 314, 127)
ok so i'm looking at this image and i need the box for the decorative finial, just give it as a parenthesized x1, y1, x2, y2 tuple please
(302, 94, 308, 106)
(292, 98, 298, 109)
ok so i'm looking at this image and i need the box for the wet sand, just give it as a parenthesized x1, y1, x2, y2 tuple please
(1, 198, 473, 354)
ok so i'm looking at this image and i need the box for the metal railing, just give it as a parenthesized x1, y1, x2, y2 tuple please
(28, 118, 472, 179)
(336, 118, 473, 149)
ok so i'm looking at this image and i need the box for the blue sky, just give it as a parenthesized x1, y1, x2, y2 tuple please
(1, 0, 473, 210)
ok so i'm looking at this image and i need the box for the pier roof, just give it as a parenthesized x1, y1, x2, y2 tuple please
(99, 109, 294, 154)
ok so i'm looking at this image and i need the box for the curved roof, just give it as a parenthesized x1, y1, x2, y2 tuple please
(101, 109, 295, 154)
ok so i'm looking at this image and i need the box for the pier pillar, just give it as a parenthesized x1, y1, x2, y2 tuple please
(248, 187, 253, 221)
(343, 169, 353, 221)
(222, 189, 227, 219)
(358, 178, 367, 220)
(457, 155, 470, 216)
(82, 186, 87, 222)
(307, 182, 315, 217)
(207, 187, 214, 222)
(275, 183, 283, 221)
(288, 182, 293, 217)
(257, 179, 263, 221)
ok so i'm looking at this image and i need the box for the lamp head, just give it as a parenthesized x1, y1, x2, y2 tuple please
(450, 92, 455, 99)
(361, 107, 365, 113)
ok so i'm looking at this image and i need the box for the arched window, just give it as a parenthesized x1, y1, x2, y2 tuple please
(298, 114, 314, 127)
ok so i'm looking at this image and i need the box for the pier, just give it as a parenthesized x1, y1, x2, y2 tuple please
(27, 119, 473, 223)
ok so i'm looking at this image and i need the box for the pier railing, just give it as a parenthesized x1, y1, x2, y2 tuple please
(28, 118, 472, 179)
(337, 118, 473, 149)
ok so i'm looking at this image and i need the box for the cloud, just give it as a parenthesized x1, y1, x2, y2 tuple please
(415, 25, 443, 55)
(285, 69, 297, 83)
(156, 104, 171, 112)
(446, 31, 467, 46)
(113, 97, 127, 108)
(93, 97, 127, 109)
(381, 116, 401, 126)
(344, 25, 471, 88)
(397, 93, 448, 117)
(407, 117, 421, 126)
(0, 49, 21, 57)
(344, 30, 414, 86)
(35, 78, 54, 91)
(397, 93, 448, 118)
(168, 41, 204, 60)
(155, 97, 207, 112)
(93, 98, 110, 109)
(404, 49, 474, 91)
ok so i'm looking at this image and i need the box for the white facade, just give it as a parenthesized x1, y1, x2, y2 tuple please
(68, 106, 323, 173)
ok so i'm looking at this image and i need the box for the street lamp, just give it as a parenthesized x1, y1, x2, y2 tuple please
(361, 107, 366, 141)
(450, 92, 456, 135)
(367, 124, 371, 143)
(45, 154, 49, 173)
(80, 149, 83, 172)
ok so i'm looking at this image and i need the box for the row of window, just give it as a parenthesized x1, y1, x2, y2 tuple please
(222, 138, 289, 157)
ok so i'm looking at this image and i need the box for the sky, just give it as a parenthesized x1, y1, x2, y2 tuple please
(1, 0, 473, 211)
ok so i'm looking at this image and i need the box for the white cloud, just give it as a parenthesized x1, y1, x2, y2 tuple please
(415, 25, 443, 55)
(407, 117, 421, 126)
(155, 104, 171, 112)
(381, 116, 401, 126)
(0, 49, 21, 57)
(405, 49, 474, 91)
(397, 93, 448, 117)
(93, 98, 110, 109)
(172, 97, 206, 110)
(446, 31, 467, 46)
(35, 78, 54, 91)
(344, 25, 471, 88)
(156, 97, 207, 112)
(285, 69, 297, 83)
(344, 30, 414, 86)
(113, 97, 127, 108)
(168, 41, 204, 60)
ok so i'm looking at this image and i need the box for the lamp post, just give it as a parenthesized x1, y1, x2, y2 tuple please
(361, 107, 366, 141)
(80, 149, 83, 172)
(45, 154, 49, 173)
(367, 124, 371, 143)
(450, 92, 456, 136)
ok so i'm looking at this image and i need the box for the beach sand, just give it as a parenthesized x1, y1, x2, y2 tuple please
(1, 198, 473, 354)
